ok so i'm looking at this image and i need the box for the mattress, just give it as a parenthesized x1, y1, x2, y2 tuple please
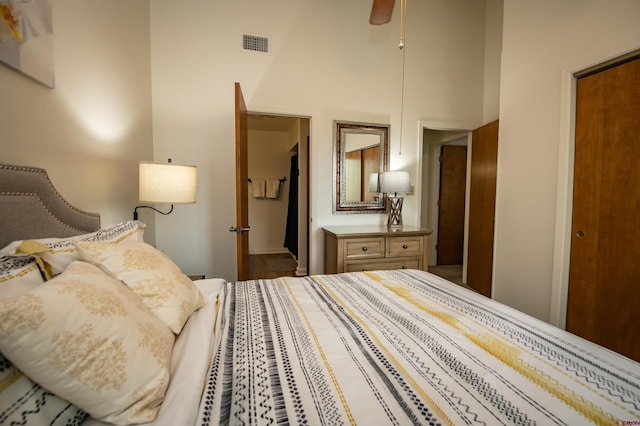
(196, 269, 640, 425)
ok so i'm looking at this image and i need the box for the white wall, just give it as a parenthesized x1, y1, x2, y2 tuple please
(150, 0, 488, 280)
(248, 129, 291, 254)
(494, 0, 640, 322)
(483, 0, 503, 123)
(0, 0, 154, 236)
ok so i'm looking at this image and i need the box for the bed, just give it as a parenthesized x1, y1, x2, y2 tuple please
(1, 162, 639, 425)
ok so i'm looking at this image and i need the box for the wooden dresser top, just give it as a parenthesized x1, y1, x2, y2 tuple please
(322, 225, 432, 238)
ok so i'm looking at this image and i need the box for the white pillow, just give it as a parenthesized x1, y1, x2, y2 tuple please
(0, 255, 44, 300)
(0, 261, 175, 425)
(0, 220, 145, 276)
(0, 352, 87, 425)
(74, 241, 206, 334)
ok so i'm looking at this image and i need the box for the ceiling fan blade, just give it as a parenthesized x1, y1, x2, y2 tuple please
(369, 0, 395, 25)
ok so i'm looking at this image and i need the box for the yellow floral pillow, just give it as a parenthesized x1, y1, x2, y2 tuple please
(74, 241, 206, 334)
(0, 261, 175, 424)
(15, 240, 55, 280)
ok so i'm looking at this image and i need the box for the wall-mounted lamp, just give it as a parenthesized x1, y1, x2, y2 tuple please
(379, 170, 410, 228)
(133, 159, 197, 220)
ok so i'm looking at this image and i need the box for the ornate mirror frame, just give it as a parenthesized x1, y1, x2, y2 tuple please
(333, 120, 389, 213)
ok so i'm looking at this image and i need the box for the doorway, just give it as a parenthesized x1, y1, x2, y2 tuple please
(246, 113, 310, 278)
(437, 145, 467, 266)
(419, 121, 499, 295)
(421, 128, 470, 286)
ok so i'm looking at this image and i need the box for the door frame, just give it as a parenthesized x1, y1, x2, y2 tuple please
(416, 119, 482, 281)
(550, 45, 640, 329)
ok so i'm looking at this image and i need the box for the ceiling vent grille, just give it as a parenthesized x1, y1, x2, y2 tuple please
(243, 34, 269, 53)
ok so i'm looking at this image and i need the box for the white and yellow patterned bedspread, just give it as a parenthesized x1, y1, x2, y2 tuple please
(197, 269, 640, 425)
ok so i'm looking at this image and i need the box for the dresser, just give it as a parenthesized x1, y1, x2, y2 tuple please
(323, 225, 432, 274)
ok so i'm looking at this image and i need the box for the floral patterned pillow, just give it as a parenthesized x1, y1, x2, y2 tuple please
(0, 220, 146, 276)
(0, 261, 174, 424)
(74, 241, 206, 334)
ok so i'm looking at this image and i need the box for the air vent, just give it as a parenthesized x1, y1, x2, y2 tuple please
(243, 34, 269, 53)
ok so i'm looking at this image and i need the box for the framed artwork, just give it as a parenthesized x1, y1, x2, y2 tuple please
(0, 0, 54, 88)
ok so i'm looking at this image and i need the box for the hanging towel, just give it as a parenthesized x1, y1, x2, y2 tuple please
(252, 179, 266, 198)
(266, 180, 280, 199)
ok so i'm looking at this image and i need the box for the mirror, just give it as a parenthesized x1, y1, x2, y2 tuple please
(333, 121, 389, 213)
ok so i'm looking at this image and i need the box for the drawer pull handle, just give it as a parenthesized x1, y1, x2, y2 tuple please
(362, 247, 368, 251)
(402, 244, 408, 249)
(362, 269, 368, 271)
(402, 266, 408, 269)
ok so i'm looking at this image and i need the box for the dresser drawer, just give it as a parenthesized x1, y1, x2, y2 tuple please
(386, 236, 424, 257)
(344, 237, 385, 259)
(344, 257, 422, 272)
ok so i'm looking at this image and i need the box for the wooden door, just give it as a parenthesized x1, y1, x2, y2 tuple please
(234, 82, 250, 280)
(567, 57, 640, 362)
(467, 120, 499, 297)
(437, 145, 467, 265)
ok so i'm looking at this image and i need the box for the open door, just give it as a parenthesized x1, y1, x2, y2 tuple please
(466, 120, 499, 297)
(232, 82, 250, 280)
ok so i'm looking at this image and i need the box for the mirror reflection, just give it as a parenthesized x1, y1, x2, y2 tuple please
(344, 133, 381, 202)
(333, 121, 389, 213)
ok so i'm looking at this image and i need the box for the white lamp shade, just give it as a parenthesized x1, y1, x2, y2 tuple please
(139, 161, 197, 204)
(379, 170, 410, 194)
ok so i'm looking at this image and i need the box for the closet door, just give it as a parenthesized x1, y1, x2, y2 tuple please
(567, 57, 640, 362)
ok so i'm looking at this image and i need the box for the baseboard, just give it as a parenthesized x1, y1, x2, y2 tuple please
(249, 248, 291, 255)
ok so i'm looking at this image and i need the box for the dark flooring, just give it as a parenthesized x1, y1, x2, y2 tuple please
(428, 264, 475, 291)
(248, 253, 298, 280)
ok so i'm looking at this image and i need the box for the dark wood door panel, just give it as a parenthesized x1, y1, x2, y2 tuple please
(235, 83, 250, 280)
(467, 120, 499, 298)
(437, 145, 467, 265)
(567, 57, 640, 361)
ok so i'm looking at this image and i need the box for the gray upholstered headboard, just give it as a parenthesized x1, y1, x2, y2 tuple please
(0, 164, 101, 248)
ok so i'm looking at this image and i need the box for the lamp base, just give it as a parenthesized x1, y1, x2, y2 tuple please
(387, 196, 404, 229)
